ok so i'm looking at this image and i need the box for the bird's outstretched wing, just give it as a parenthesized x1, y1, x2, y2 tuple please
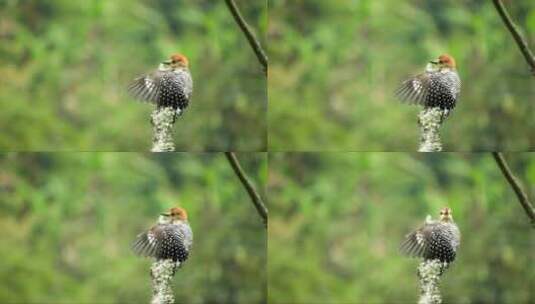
(127, 73, 161, 104)
(132, 230, 158, 258)
(399, 224, 433, 258)
(395, 73, 432, 105)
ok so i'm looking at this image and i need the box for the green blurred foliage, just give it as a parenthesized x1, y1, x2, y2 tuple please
(268, 153, 535, 303)
(0, 152, 266, 303)
(269, 0, 535, 151)
(0, 0, 267, 151)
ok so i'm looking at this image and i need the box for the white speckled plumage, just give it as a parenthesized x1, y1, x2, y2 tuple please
(396, 54, 461, 113)
(133, 208, 193, 263)
(400, 208, 460, 264)
(128, 54, 193, 118)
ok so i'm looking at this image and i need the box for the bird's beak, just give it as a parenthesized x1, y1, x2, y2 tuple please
(163, 60, 172, 65)
(161, 212, 170, 216)
(429, 60, 439, 64)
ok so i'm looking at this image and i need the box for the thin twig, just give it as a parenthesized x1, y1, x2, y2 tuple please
(492, 152, 535, 227)
(492, 0, 535, 75)
(224, 152, 268, 227)
(224, 0, 268, 74)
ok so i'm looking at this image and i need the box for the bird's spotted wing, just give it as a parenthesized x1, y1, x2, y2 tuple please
(127, 73, 161, 104)
(157, 70, 192, 111)
(155, 226, 190, 262)
(395, 73, 432, 105)
(427, 228, 457, 263)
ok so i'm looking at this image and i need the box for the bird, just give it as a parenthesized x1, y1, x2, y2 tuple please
(128, 53, 193, 119)
(132, 207, 193, 264)
(400, 207, 461, 265)
(396, 54, 461, 118)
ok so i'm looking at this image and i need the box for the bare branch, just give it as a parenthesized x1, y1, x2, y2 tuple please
(150, 260, 179, 304)
(492, 152, 535, 227)
(224, 152, 268, 227)
(418, 260, 444, 304)
(492, 0, 535, 75)
(418, 108, 445, 152)
(225, 0, 268, 74)
(151, 107, 176, 152)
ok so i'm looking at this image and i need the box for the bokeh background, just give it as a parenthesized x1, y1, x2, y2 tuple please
(268, 152, 535, 303)
(0, 152, 266, 303)
(269, 0, 535, 151)
(0, 0, 267, 151)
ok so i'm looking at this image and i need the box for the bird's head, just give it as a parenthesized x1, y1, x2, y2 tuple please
(161, 207, 188, 223)
(162, 53, 189, 69)
(439, 207, 453, 222)
(430, 54, 456, 71)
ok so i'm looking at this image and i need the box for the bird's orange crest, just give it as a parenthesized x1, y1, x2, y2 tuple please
(170, 53, 189, 67)
(438, 54, 456, 69)
(439, 207, 453, 221)
(169, 207, 188, 220)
